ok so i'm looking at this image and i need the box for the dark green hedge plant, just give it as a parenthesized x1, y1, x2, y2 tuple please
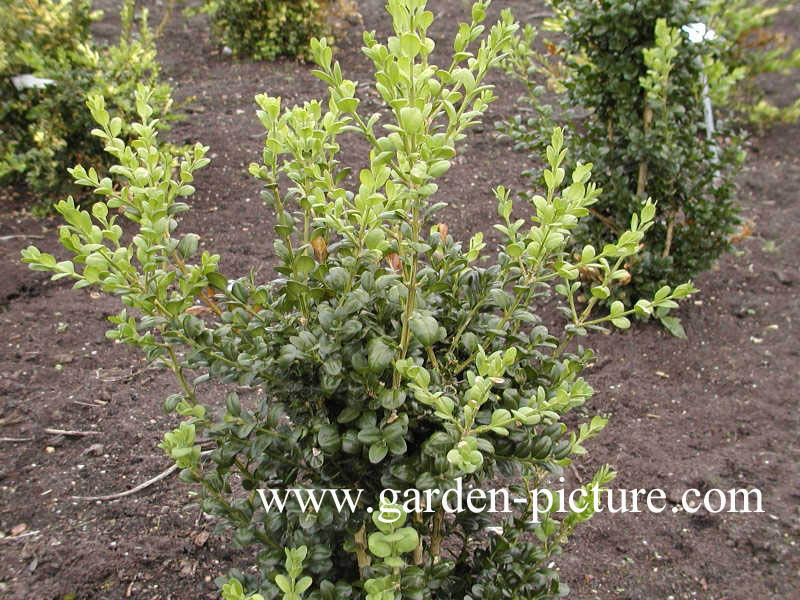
(23, 1, 694, 598)
(501, 0, 743, 331)
(0, 0, 175, 208)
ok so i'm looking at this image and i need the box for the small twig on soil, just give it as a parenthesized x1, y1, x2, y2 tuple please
(529, 11, 553, 19)
(73, 464, 179, 501)
(71, 400, 105, 408)
(96, 361, 155, 383)
(43, 428, 102, 437)
(72, 450, 213, 501)
(125, 576, 136, 598)
(0, 436, 33, 443)
(0, 530, 40, 542)
(0, 234, 45, 242)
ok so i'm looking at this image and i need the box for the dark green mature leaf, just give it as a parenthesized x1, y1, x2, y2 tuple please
(318, 424, 341, 453)
(368, 441, 389, 464)
(367, 338, 394, 372)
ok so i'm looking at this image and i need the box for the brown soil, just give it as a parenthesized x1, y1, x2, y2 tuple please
(1, 1, 798, 599)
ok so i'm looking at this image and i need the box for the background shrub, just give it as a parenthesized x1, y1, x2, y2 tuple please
(502, 0, 744, 326)
(199, 0, 334, 61)
(702, 0, 800, 126)
(0, 0, 175, 207)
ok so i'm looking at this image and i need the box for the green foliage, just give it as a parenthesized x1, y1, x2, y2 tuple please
(199, 0, 333, 61)
(223, 577, 266, 600)
(23, 1, 695, 598)
(0, 0, 175, 207)
(503, 0, 742, 308)
(703, 0, 800, 126)
(496, 21, 567, 157)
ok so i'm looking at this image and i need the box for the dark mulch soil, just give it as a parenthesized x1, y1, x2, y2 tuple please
(1, 1, 798, 599)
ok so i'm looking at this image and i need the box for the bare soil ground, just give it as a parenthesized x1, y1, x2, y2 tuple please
(1, 1, 798, 599)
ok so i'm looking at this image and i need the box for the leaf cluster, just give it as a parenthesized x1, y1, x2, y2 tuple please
(198, 0, 334, 61)
(500, 0, 743, 310)
(0, 0, 176, 208)
(702, 0, 800, 126)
